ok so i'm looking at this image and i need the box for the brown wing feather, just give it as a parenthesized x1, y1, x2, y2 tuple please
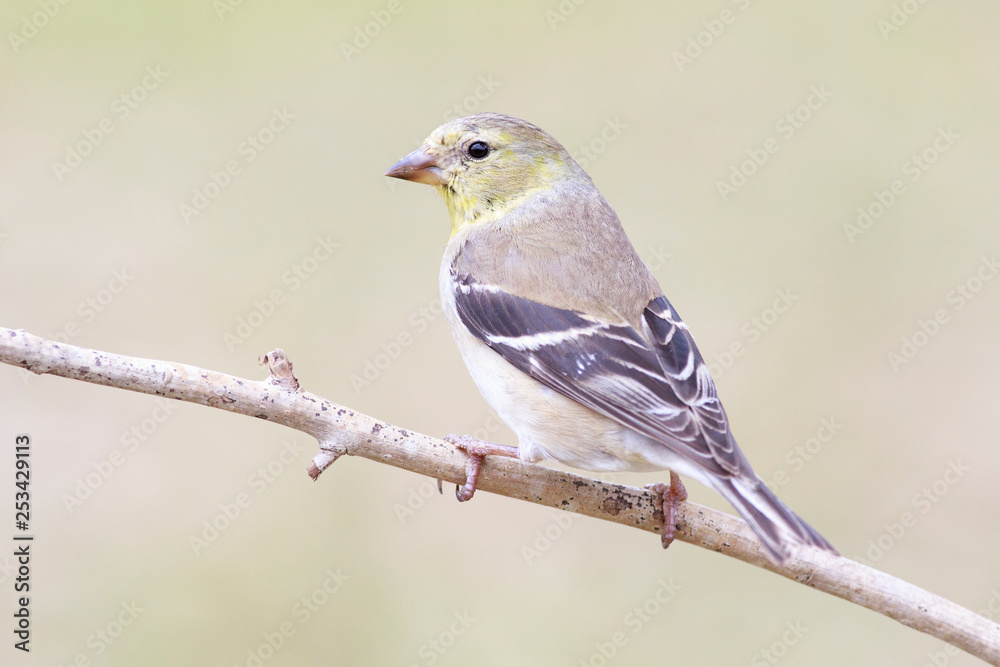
(451, 270, 753, 480)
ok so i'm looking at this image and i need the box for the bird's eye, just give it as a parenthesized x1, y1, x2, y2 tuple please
(467, 141, 490, 159)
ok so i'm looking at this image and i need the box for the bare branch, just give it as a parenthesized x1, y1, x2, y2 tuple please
(2, 326, 998, 664)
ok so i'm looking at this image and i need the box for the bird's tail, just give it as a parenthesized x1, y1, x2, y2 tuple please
(714, 476, 838, 564)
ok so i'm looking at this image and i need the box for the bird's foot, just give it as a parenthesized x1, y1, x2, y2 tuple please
(645, 471, 689, 549)
(444, 434, 519, 502)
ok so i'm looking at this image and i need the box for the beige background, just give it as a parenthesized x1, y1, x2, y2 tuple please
(2, 1, 999, 665)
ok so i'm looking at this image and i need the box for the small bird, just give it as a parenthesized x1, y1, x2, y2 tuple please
(385, 113, 836, 564)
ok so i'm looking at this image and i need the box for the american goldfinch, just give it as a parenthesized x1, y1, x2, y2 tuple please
(386, 113, 836, 564)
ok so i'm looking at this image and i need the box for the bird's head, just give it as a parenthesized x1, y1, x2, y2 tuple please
(386, 113, 588, 237)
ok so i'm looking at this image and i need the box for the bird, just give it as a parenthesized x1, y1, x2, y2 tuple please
(385, 112, 836, 564)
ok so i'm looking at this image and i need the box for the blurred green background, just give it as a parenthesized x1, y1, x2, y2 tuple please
(2, 1, 999, 665)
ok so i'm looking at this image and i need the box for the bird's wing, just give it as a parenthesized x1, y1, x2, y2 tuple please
(451, 270, 747, 478)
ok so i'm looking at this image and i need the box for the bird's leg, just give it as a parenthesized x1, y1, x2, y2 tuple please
(444, 434, 520, 502)
(645, 471, 689, 549)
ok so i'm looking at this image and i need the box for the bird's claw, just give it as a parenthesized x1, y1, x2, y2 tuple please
(444, 434, 519, 502)
(645, 471, 688, 549)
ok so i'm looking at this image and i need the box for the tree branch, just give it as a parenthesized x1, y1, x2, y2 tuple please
(2, 326, 998, 665)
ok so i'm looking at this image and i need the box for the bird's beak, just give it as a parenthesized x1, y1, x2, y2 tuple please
(385, 146, 448, 186)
